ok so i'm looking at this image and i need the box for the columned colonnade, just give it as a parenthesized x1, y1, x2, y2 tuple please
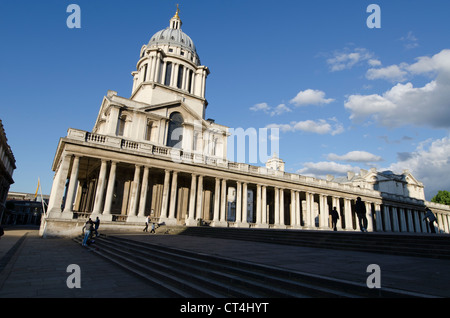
(47, 153, 450, 234)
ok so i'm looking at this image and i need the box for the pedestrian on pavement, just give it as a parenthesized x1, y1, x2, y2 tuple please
(94, 217, 100, 237)
(355, 197, 368, 232)
(143, 216, 150, 232)
(423, 208, 437, 233)
(150, 222, 156, 234)
(82, 218, 94, 247)
(331, 207, 339, 231)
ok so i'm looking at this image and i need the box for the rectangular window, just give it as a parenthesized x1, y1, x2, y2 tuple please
(164, 62, 172, 86)
(177, 65, 184, 89)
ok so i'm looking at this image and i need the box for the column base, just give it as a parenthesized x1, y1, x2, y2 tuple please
(99, 214, 113, 222)
(211, 220, 227, 228)
(158, 217, 178, 226)
(185, 218, 198, 226)
(126, 215, 146, 223)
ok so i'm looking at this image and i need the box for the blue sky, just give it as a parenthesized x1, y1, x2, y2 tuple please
(1, 0, 449, 200)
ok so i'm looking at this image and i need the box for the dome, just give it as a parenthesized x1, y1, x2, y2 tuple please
(148, 28, 197, 56)
(147, 6, 199, 63)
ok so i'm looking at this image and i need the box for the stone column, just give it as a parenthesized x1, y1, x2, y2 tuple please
(391, 207, 400, 232)
(290, 190, 296, 227)
(365, 202, 374, 232)
(261, 185, 268, 227)
(63, 156, 80, 214)
(280, 189, 285, 227)
(344, 198, 353, 230)
(187, 174, 197, 226)
(242, 183, 248, 226)
(220, 179, 227, 224)
(167, 171, 178, 224)
(196, 175, 203, 221)
(383, 205, 392, 231)
(413, 210, 421, 233)
(406, 209, 415, 233)
(319, 194, 327, 229)
(374, 203, 383, 232)
(160, 170, 171, 219)
(48, 154, 72, 217)
(102, 161, 117, 220)
(235, 181, 242, 224)
(213, 178, 221, 225)
(137, 166, 149, 217)
(127, 165, 141, 220)
(305, 191, 312, 228)
(274, 187, 280, 226)
(399, 208, 408, 232)
(256, 184, 262, 225)
(92, 159, 108, 215)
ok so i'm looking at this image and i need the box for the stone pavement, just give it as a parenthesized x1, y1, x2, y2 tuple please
(1, 225, 449, 298)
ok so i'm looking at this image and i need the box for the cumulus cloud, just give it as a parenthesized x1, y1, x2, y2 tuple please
(297, 161, 360, 179)
(388, 136, 450, 200)
(400, 31, 419, 50)
(327, 151, 383, 163)
(345, 49, 450, 129)
(366, 64, 408, 82)
(266, 118, 344, 135)
(326, 48, 375, 72)
(250, 102, 291, 116)
(290, 89, 335, 106)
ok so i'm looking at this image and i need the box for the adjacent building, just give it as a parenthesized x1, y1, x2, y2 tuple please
(0, 119, 16, 224)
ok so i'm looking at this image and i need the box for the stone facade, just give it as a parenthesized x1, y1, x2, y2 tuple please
(41, 9, 450, 237)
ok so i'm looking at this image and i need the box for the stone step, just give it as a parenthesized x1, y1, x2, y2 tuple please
(177, 227, 450, 259)
(73, 234, 434, 298)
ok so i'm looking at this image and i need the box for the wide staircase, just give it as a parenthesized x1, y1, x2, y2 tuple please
(177, 226, 450, 260)
(73, 227, 449, 298)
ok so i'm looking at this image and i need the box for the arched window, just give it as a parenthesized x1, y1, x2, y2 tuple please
(166, 112, 183, 148)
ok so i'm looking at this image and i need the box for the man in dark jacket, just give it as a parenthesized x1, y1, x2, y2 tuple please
(355, 197, 368, 232)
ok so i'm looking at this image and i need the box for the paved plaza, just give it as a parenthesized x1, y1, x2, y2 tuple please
(1, 225, 449, 299)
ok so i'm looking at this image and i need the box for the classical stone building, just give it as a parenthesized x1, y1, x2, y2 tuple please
(42, 8, 450, 237)
(0, 119, 16, 224)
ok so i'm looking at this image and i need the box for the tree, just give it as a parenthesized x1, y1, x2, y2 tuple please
(431, 190, 450, 205)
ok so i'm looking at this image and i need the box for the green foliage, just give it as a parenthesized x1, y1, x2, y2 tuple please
(431, 190, 450, 205)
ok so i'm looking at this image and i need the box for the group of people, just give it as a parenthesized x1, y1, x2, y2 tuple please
(82, 216, 100, 247)
(330, 197, 439, 233)
(79, 198, 438, 241)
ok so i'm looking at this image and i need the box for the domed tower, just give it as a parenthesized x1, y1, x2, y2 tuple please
(131, 6, 209, 119)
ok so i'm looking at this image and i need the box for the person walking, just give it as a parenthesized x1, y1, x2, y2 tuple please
(82, 218, 94, 247)
(355, 197, 368, 232)
(423, 208, 437, 233)
(143, 215, 150, 232)
(150, 222, 156, 234)
(94, 217, 100, 237)
(330, 207, 339, 231)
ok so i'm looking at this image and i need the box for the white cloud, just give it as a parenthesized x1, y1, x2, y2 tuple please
(345, 49, 450, 129)
(327, 151, 383, 162)
(366, 64, 408, 82)
(270, 103, 291, 116)
(266, 118, 344, 135)
(290, 89, 334, 107)
(297, 161, 360, 179)
(326, 48, 375, 71)
(250, 102, 270, 112)
(250, 102, 291, 116)
(400, 31, 419, 50)
(388, 136, 450, 200)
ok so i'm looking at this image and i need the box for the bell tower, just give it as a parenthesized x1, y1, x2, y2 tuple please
(130, 6, 210, 119)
